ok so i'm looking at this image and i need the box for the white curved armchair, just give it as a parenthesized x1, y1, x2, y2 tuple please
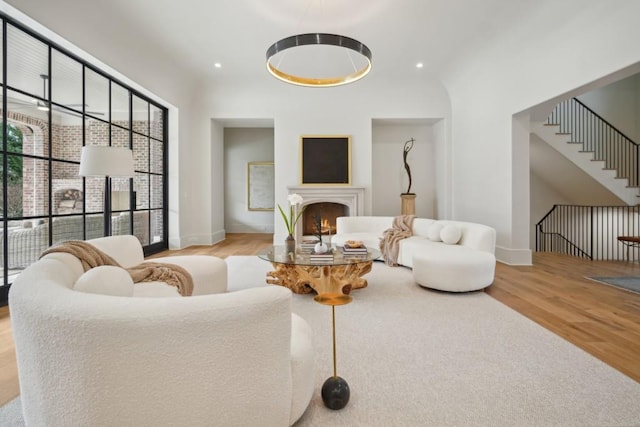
(9, 236, 315, 426)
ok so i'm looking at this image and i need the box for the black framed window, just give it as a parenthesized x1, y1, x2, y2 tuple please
(0, 15, 169, 305)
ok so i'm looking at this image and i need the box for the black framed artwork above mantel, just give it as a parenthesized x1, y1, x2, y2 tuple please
(300, 135, 351, 185)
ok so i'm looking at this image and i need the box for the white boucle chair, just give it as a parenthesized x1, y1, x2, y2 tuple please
(89, 234, 228, 297)
(9, 235, 315, 427)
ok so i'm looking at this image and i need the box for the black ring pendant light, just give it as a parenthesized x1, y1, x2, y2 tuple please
(266, 33, 372, 87)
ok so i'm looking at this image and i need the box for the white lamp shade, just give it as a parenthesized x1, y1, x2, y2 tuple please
(79, 146, 134, 177)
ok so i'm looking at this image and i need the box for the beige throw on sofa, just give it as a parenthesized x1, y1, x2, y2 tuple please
(41, 240, 194, 296)
(379, 215, 415, 266)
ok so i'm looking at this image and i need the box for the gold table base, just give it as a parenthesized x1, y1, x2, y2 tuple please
(266, 261, 372, 295)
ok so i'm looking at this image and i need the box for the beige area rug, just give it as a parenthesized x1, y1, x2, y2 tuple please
(227, 256, 640, 427)
(2, 257, 640, 426)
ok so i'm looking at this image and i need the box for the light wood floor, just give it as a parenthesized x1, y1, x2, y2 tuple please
(1, 233, 639, 407)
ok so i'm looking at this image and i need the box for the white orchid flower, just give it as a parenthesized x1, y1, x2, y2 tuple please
(288, 193, 303, 206)
(279, 194, 305, 235)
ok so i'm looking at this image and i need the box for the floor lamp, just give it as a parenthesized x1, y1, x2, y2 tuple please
(79, 146, 135, 237)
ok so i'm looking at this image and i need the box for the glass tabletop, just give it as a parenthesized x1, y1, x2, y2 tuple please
(257, 245, 381, 267)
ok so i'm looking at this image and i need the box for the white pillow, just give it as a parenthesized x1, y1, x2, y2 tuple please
(427, 222, 444, 242)
(440, 224, 462, 245)
(74, 266, 134, 297)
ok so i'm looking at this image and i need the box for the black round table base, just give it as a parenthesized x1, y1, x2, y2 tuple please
(321, 376, 350, 410)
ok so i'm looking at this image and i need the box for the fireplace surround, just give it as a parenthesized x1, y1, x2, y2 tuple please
(287, 186, 365, 241)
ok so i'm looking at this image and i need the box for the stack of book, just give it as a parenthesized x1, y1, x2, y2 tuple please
(309, 248, 334, 263)
(341, 241, 368, 259)
(299, 239, 320, 253)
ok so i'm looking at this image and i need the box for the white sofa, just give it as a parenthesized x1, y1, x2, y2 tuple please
(9, 235, 315, 426)
(1, 212, 150, 270)
(332, 216, 496, 292)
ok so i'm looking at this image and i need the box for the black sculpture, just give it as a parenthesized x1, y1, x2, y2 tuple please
(313, 211, 324, 245)
(402, 138, 415, 194)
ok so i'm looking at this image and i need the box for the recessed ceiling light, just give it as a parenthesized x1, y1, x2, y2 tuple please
(214, 63, 222, 68)
(416, 62, 424, 69)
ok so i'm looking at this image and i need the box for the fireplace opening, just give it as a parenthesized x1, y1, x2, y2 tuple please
(302, 202, 348, 237)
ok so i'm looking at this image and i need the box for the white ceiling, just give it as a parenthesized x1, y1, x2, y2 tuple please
(4, 0, 562, 86)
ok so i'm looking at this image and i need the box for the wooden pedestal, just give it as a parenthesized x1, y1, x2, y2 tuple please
(401, 193, 416, 215)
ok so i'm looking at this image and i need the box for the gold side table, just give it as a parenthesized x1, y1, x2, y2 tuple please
(257, 245, 380, 410)
(314, 265, 352, 410)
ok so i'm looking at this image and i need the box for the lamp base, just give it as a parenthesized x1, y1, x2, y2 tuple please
(321, 376, 350, 410)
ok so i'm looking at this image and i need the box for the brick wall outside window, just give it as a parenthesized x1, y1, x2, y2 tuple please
(2, 109, 163, 239)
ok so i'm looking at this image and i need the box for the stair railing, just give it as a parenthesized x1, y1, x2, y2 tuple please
(536, 204, 640, 260)
(546, 98, 640, 187)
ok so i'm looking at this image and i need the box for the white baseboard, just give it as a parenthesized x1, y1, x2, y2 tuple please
(168, 237, 181, 250)
(495, 246, 532, 265)
(211, 229, 225, 245)
(170, 229, 226, 250)
(225, 223, 274, 233)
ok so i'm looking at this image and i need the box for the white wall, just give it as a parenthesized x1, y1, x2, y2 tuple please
(577, 73, 640, 143)
(441, 1, 640, 264)
(223, 128, 275, 233)
(205, 72, 451, 242)
(372, 120, 437, 218)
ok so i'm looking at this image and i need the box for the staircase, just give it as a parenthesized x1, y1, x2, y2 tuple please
(536, 204, 640, 260)
(531, 98, 640, 206)
(534, 98, 640, 260)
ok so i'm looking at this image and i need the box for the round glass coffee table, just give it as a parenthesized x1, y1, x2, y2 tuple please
(257, 245, 380, 303)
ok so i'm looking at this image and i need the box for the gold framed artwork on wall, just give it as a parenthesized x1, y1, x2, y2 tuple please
(247, 161, 275, 211)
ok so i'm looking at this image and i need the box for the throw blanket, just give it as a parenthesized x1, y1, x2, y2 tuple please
(41, 240, 194, 296)
(379, 215, 415, 266)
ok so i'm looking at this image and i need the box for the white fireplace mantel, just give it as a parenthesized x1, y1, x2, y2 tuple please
(288, 186, 365, 240)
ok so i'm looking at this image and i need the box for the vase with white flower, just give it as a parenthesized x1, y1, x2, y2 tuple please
(278, 193, 305, 254)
